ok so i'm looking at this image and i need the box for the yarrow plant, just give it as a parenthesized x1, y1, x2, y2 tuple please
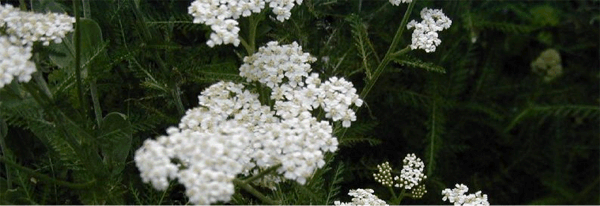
(442, 184, 490, 206)
(406, 8, 452, 53)
(0, 4, 75, 88)
(334, 188, 388, 206)
(372, 154, 428, 204)
(188, 0, 303, 47)
(135, 41, 362, 204)
(1, 0, 592, 204)
(389, 0, 412, 6)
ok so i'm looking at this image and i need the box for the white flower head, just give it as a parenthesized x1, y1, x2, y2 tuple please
(188, 0, 303, 47)
(334, 188, 388, 206)
(389, 0, 412, 6)
(442, 184, 490, 206)
(0, 3, 75, 89)
(136, 40, 364, 203)
(394, 153, 427, 190)
(406, 8, 452, 53)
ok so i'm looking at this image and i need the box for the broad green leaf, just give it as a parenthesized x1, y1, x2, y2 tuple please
(99, 112, 132, 176)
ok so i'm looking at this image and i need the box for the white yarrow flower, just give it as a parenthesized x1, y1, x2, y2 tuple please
(188, 0, 303, 47)
(389, 0, 412, 6)
(0, 3, 75, 89)
(136, 41, 364, 204)
(334, 188, 388, 206)
(406, 8, 452, 53)
(442, 184, 490, 206)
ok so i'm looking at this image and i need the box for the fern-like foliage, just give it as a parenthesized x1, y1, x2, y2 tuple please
(324, 162, 345, 205)
(423, 95, 446, 178)
(393, 55, 447, 74)
(506, 105, 600, 132)
(338, 121, 381, 147)
(347, 14, 377, 79)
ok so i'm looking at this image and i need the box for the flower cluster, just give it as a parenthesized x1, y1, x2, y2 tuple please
(334, 189, 388, 206)
(240, 41, 363, 127)
(394, 153, 427, 190)
(0, 4, 75, 88)
(411, 184, 427, 198)
(135, 123, 249, 204)
(406, 8, 452, 53)
(531, 48, 562, 82)
(389, 0, 412, 6)
(135, 42, 362, 204)
(0, 36, 35, 88)
(442, 184, 490, 206)
(188, 0, 303, 47)
(373, 154, 427, 199)
(373, 161, 394, 187)
(0, 4, 75, 46)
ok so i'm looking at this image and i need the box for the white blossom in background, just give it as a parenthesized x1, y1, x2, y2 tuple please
(0, 3, 75, 89)
(442, 184, 490, 206)
(389, 0, 412, 6)
(334, 188, 388, 206)
(188, 0, 303, 47)
(406, 8, 452, 53)
(135, 42, 362, 204)
(531, 48, 562, 82)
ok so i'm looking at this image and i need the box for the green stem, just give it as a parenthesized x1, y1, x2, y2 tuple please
(339, 1, 416, 139)
(18, 0, 27, 11)
(172, 86, 185, 116)
(396, 188, 406, 204)
(248, 15, 259, 55)
(33, 72, 54, 102)
(0, 156, 96, 189)
(359, 0, 416, 100)
(232, 178, 279, 205)
(0, 117, 12, 189)
(81, 0, 91, 18)
(90, 80, 103, 127)
(388, 186, 397, 201)
(240, 164, 281, 184)
(73, 0, 88, 116)
(239, 37, 253, 56)
(22, 82, 49, 107)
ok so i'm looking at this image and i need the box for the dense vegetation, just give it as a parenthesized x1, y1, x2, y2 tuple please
(0, 0, 598, 204)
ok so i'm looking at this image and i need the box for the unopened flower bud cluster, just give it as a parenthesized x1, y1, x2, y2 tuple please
(531, 48, 562, 82)
(411, 184, 426, 198)
(334, 189, 388, 206)
(442, 184, 490, 206)
(0, 4, 74, 88)
(135, 42, 362, 204)
(389, 0, 412, 6)
(373, 161, 394, 187)
(188, 0, 303, 47)
(406, 8, 452, 53)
